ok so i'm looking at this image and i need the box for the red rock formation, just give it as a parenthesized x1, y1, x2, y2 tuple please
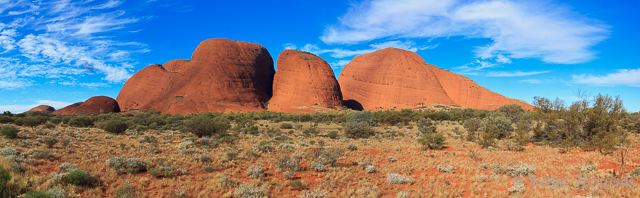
(339, 47, 533, 111)
(117, 39, 275, 114)
(432, 68, 534, 110)
(26, 105, 55, 113)
(53, 96, 120, 115)
(268, 50, 342, 113)
(338, 48, 457, 110)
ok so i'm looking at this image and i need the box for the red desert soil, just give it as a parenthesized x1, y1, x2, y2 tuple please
(338, 47, 533, 111)
(26, 105, 55, 113)
(116, 38, 275, 114)
(53, 96, 120, 115)
(268, 49, 343, 113)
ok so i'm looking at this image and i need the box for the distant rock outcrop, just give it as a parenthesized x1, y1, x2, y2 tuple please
(117, 39, 275, 114)
(338, 47, 533, 111)
(268, 50, 342, 113)
(338, 48, 457, 110)
(432, 68, 534, 110)
(26, 105, 55, 113)
(53, 96, 120, 115)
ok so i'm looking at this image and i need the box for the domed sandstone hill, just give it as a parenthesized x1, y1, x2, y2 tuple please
(432, 68, 534, 110)
(117, 39, 275, 114)
(338, 48, 456, 110)
(26, 105, 55, 113)
(268, 50, 342, 113)
(338, 47, 533, 111)
(53, 96, 120, 115)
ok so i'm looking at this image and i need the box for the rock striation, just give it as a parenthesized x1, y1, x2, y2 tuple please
(268, 50, 342, 113)
(116, 39, 275, 114)
(53, 96, 120, 115)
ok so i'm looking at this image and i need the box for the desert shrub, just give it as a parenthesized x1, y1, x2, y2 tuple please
(365, 165, 376, 173)
(0, 166, 11, 196)
(507, 162, 536, 176)
(276, 155, 303, 172)
(196, 154, 212, 163)
(580, 162, 596, 173)
(508, 183, 525, 194)
(58, 163, 78, 172)
(343, 122, 375, 139)
(417, 133, 446, 149)
(23, 115, 49, 129)
(234, 183, 270, 198)
(247, 164, 265, 178)
(44, 137, 58, 148)
(310, 162, 324, 172)
(416, 118, 436, 134)
(347, 111, 377, 126)
(346, 143, 357, 151)
(387, 173, 411, 184)
(492, 163, 507, 174)
(284, 170, 296, 180)
(437, 165, 454, 173)
(482, 113, 513, 139)
(308, 147, 344, 166)
(280, 123, 293, 129)
(297, 188, 329, 198)
(65, 169, 88, 185)
(113, 182, 136, 198)
(394, 146, 401, 151)
(289, 180, 303, 189)
(387, 156, 396, 162)
(476, 174, 489, 182)
(103, 120, 128, 134)
(327, 131, 339, 139)
(0, 116, 12, 124)
(396, 191, 411, 198)
(1, 125, 18, 139)
(106, 156, 147, 174)
(50, 117, 62, 125)
(184, 115, 231, 137)
(68, 116, 94, 127)
(464, 118, 482, 132)
(501, 140, 524, 151)
(44, 122, 56, 129)
(379, 113, 410, 126)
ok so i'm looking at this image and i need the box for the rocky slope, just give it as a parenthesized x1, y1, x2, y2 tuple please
(26, 105, 55, 113)
(268, 50, 342, 113)
(338, 48, 457, 110)
(116, 39, 275, 114)
(53, 96, 120, 115)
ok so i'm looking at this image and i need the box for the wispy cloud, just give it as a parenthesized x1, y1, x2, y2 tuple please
(0, 100, 72, 113)
(330, 60, 351, 68)
(0, 0, 151, 89)
(322, 0, 609, 64)
(518, 79, 542, 84)
(58, 81, 110, 88)
(485, 70, 551, 77)
(299, 40, 438, 58)
(572, 68, 640, 87)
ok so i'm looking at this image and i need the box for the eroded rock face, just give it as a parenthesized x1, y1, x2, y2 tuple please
(338, 48, 457, 110)
(432, 68, 534, 110)
(117, 39, 275, 114)
(26, 105, 55, 113)
(53, 96, 120, 115)
(268, 50, 342, 113)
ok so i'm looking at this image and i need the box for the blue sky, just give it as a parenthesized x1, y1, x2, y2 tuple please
(0, 0, 638, 113)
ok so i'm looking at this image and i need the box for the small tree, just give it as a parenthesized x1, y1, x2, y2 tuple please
(343, 122, 375, 139)
(418, 133, 446, 149)
(482, 113, 513, 139)
(416, 118, 436, 134)
(103, 120, 129, 134)
(1, 125, 18, 139)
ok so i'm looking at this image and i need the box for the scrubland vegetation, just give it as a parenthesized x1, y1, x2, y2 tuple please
(0, 94, 639, 197)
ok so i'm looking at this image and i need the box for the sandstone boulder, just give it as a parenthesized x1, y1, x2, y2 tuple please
(268, 50, 342, 112)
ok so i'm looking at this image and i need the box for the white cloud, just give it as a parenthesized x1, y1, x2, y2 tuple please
(283, 43, 297, 50)
(58, 81, 110, 88)
(485, 70, 551, 77)
(0, 0, 148, 89)
(454, 60, 499, 72)
(519, 79, 542, 84)
(572, 69, 640, 87)
(331, 60, 351, 68)
(301, 40, 437, 58)
(0, 100, 72, 113)
(322, 0, 609, 64)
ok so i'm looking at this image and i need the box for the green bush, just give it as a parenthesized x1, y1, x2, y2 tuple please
(44, 122, 56, 129)
(416, 118, 436, 134)
(68, 116, 94, 127)
(482, 113, 513, 139)
(103, 120, 129, 134)
(327, 131, 339, 139)
(1, 125, 19, 139)
(0, 116, 12, 124)
(418, 133, 446, 149)
(44, 137, 59, 148)
(50, 117, 62, 125)
(343, 122, 375, 139)
(65, 169, 88, 185)
(23, 116, 49, 129)
(0, 166, 11, 196)
(347, 111, 377, 126)
(184, 115, 231, 137)
(280, 123, 293, 129)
